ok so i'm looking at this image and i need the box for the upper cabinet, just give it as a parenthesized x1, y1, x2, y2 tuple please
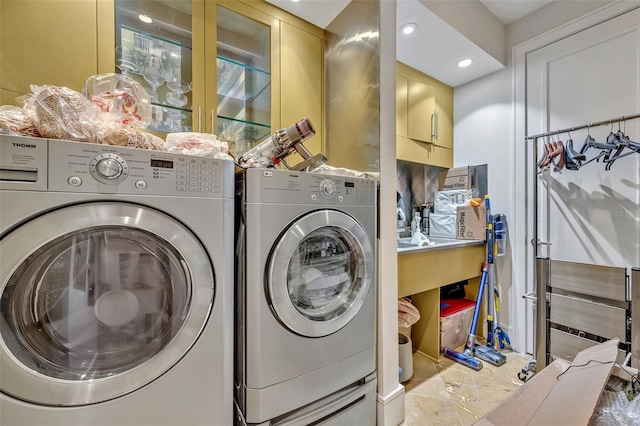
(1, 0, 325, 159)
(407, 79, 436, 143)
(279, 22, 324, 161)
(396, 75, 408, 139)
(396, 75, 436, 143)
(396, 61, 453, 168)
(0, 0, 112, 105)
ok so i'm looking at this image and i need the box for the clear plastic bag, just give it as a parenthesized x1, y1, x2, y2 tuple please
(30, 84, 117, 142)
(83, 73, 152, 128)
(0, 105, 40, 137)
(165, 132, 233, 159)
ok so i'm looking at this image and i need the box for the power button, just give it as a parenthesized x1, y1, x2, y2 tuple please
(67, 176, 82, 187)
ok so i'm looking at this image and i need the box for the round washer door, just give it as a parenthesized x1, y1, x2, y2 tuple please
(0, 202, 214, 406)
(267, 210, 374, 337)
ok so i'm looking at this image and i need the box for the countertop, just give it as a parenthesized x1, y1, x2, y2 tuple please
(397, 236, 485, 254)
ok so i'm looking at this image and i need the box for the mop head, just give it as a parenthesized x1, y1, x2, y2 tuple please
(475, 345, 507, 367)
(444, 347, 483, 371)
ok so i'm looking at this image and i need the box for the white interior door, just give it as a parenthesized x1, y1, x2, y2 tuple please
(525, 7, 640, 354)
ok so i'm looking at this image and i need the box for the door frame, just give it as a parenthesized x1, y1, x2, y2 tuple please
(513, 1, 640, 358)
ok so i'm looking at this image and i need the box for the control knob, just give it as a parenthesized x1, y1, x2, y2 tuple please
(96, 157, 123, 180)
(90, 153, 129, 184)
(319, 179, 336, 198)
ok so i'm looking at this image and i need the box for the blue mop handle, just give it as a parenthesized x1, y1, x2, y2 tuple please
(469, 262, 488, 338)
(484, 195, 494, 263)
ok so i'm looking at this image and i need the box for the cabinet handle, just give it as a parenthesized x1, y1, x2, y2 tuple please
(198, 107, 202, 133)
(212, 109, 215, 135)
(431, 110, 438, 140)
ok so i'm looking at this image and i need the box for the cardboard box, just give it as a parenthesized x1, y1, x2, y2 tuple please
(440, 299, 476, 352)
(456, 205, 486, 240)
(439, 164, 488, 198)
(474, 338, 619, 426)
(439, 166, 471, 191)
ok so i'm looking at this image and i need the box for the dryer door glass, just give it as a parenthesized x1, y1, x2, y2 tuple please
(287, 228, 360, 320)
(268, 210, 374, 337)
(2, 227, 189, 379)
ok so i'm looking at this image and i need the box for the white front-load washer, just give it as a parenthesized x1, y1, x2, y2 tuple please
(235, 168, 377, 425)
(0, 135, 234, 426)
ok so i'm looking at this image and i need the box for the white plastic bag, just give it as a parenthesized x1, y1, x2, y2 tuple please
(433, 189, 473, 215)
(165, 132, 233, 160)
(83, 73, 152, 128)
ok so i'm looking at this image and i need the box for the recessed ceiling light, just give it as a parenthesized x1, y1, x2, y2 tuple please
(291, 0, 300, 2)
(457, 59, 473, 68)
(400, 23, 418, 35)
(138, 14, 152, 24)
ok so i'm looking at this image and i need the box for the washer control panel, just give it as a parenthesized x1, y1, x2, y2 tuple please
(247, 168, 376, 206)
(0, 136, 235, 198)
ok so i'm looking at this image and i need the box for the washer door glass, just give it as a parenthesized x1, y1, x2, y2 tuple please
(0, 203, 214, 406)
(3, 227, 188, 379)
(268, 210, 374, 337)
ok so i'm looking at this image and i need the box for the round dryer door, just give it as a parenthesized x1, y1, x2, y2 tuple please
(0, 203, 214, 406)
(267, 210, 374, 337)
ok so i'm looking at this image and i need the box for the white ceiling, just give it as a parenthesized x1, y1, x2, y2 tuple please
(479, 0, 554, 25)
(396, 0, 505, 87)
(265, 0, 351, 29)
(266, 0, 555, 87)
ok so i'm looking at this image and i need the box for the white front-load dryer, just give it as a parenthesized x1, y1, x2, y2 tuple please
(235, 168, 377, 425)
(0, 135, 234, 426)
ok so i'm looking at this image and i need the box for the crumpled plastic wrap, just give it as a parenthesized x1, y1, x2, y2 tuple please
(398, 297, 420, 328)
(83, 73, 151, 128)
(590, 376, 640, 425)
(0, 105, 40, 137)
(165, 132, 233, 160)
(309, 164, 380, 180)
(29, 84, 118, 142)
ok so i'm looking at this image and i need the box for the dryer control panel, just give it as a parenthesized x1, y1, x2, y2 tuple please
(244, 168, 376, 206)
(0, 135, 234, 198)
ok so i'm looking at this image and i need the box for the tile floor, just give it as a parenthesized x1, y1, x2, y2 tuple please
(403, 348, 532, 425)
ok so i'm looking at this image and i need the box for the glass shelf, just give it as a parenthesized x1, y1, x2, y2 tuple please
(217, 115, 270, 147)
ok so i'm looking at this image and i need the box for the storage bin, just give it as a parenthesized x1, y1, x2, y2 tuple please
(440, 299, 476, 352)
(398, 333, 414, 382)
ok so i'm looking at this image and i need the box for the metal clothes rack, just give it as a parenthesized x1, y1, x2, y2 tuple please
(520, 113, 640, 381)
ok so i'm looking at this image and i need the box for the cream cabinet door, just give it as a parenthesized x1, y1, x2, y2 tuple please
(280, 22, 324, 157)
(0, 0, 100, 105)
(407, 79, 435, 143)
(396, 75, 408, 138)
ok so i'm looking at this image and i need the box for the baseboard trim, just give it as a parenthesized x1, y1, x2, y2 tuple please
(376, 384, 405, 426)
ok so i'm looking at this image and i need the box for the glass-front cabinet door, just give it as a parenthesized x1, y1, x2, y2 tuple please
(208, 2, 279, 157)
(114, 0, 202, 135)
(215, 5, 271, 155)
(111, 1, 279, 147)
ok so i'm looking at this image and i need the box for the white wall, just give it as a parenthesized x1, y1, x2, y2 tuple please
(454, 67, 515, 332)
(453, 0, 636, 353)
